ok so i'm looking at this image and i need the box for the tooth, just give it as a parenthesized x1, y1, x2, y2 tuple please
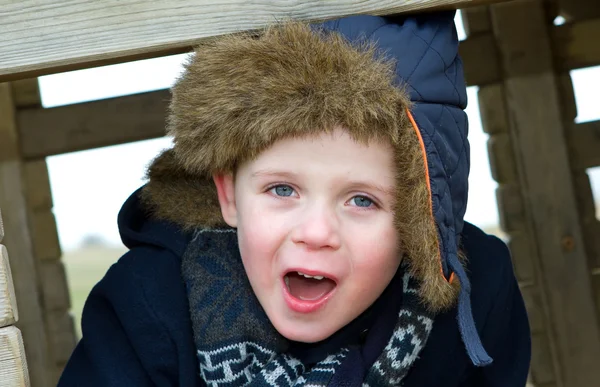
(297, 271, 305, 276)
(285, 276, 290, 288)
(313, 276, 324, 280)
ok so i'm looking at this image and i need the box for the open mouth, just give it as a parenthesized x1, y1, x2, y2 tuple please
(284, 271, 337, 302)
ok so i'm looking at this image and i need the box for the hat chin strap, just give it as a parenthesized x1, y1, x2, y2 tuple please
(447, 252, 493, 367)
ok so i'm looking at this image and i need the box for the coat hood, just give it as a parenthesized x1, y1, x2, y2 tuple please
(141, 12, 491, 366)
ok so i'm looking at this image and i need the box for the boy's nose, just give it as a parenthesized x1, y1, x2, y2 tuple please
(291, 204, 341, 251)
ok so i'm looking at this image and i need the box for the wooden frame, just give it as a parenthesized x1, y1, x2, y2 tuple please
(0, 0, 511, 81)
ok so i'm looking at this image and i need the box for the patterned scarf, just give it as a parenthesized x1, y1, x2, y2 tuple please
(182, 228, 435, 386)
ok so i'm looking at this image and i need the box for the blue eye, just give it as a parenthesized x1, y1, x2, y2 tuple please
(271, 185, 295, 197)
(351, 196, 373, 208)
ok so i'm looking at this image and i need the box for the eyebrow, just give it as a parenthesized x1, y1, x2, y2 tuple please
(346, 181, 396, 198)
(251, 169, 300, 180)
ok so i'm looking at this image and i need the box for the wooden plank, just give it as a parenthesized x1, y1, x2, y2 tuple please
(10, 80, 41, 110)
(45, 311, 76, 367)
(0, 83, 51, 387)
(0, 0, 512, 81)
(508, 231, 536, 284)
(0, 326, 30, 387)
(567, 120, 600, 170)
(17, 90, 169, 158)
(461, 5, 492, 36)
(38, 262, 71, 313)
(460, 33, 501, 85)
(0, 246, 18, 328)
(28, 212, 61, 263)
(553, 17, 600, 71)
(572, 171, 600, 270)
(23, 161, 61, 262)
(492, 1, 600, 385)
(557, 0, 600, 22)
(487, 133, 518, 184)
(22, 161, 53, 212)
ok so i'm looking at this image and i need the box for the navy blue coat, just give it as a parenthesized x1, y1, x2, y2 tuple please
(58, 189, 530, 386)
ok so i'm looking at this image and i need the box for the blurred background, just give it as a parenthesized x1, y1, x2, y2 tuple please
(36, 13, 600, 337)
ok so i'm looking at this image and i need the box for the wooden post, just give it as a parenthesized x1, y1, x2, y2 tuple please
(471, 0, 600, 385)
(553, 5, 600, 357)
(12, 79, 78, 385)
(0, 211, 31, 386)
(0, 82, 51, 387)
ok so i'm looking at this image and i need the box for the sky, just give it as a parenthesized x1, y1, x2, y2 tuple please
(37, 14, 600, 251)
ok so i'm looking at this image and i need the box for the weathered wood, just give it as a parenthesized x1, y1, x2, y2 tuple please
(460, 6, 492, 36)
(10, 80, 41, 110)
(45, 311, 76, 367)
(0, 83, 51, 387)
(22, 161, 53, 213)
(460, 34, 501, 85)
(496, 184, 526, 233)
(0, 326, 30, 387)
(557, 0, 600, 22)
(28, 211, 61, 264)
(530, 332, 558, 386)
(23, 161, 61, 262)
(572, 171, 600, 270)
(492, 1, 600, 385)
(556, 74, 577, 124)
(37, 262, 71, 313)
(553, 17, 600, 71)
(18, 90, 170, 159)
(508, 231, 536, 284)
(487, 133, 518, 184)
(0, 0, 512, 81)
(17, 80, 77, 385)
(567, 120, 600, 170)
(0, 246, 18, 328)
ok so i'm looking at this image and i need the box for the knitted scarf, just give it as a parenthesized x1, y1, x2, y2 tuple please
(182, 228, 435, 386)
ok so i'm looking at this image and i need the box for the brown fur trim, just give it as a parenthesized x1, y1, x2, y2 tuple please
(141, 149, 226, 230)
(142, 21, 461, 311)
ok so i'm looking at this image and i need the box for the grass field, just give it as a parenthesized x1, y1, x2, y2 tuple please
(62, 246, 128, 338)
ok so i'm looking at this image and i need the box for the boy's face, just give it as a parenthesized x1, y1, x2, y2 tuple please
(214, 128, 401, 343)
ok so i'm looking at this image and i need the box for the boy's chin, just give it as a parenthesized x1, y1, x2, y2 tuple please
(271, 318, 338, 343)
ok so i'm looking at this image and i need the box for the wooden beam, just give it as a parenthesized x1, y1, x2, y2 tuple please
(491, 1, 600, 385)
(17, 90, 170, 159)
(553, 17, 600, 71)
(460, 34, 502, 85)
(11, 80, 41, 110)
(0, 83, 51, 387)
(568, 120, 600, 170)
(557, 0, 600, 22)
(0, 0, 512, 81)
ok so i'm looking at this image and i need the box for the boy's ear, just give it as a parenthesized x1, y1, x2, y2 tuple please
(213, 174, 238, 228)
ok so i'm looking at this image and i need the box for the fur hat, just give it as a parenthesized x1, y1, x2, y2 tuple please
(141, 21, 460, 312)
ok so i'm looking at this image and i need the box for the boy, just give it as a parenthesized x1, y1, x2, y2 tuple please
(59, 11, 531, 386)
